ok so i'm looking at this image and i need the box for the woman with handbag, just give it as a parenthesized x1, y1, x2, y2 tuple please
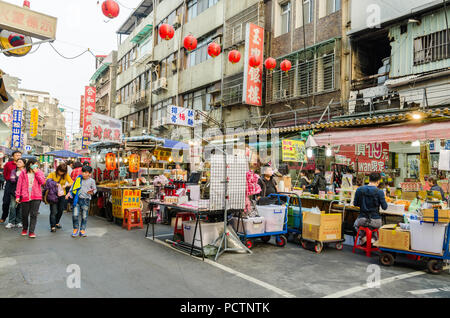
(46, 164, 73, 232)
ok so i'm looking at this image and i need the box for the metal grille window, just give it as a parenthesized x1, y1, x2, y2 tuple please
(281, 2, 291, 35)
(223, 73, 244, 106)
(223, 3, 262, 48)
(414, 29, 450, 65)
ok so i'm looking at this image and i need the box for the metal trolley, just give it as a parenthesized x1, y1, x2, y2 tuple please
(379, 222, 450, 275)
(236, 193, 292, 249)
(300, 200, 346, 254)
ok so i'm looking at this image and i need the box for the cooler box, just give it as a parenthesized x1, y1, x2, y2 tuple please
(409, 220, 447, 254)
(183, 221, 223, 248)
(256, 205, 286, 233)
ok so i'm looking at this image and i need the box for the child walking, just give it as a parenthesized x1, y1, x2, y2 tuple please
(66, 166, 96, 237)
(15, 159, 46, 238)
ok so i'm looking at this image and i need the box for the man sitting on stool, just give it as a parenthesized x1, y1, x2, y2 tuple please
(353, 172, 388, 245)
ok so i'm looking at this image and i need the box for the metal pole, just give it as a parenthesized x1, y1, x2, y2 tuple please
(0, 38, 54, 54)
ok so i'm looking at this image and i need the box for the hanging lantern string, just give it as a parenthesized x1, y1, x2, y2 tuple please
(96, 0, 135, 10)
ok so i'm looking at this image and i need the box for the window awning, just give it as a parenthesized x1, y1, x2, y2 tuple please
(90, 62, 111, 83)
(313, 122, 450, 146)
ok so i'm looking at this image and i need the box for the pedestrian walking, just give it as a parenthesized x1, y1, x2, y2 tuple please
(66, 165, 96, 238)
(1, 151, 22, 223)
(0, 168, 5, 190)
(46, 163, 73, 232)
(16, 159, 46, 238)
(5, 158, 26, 229)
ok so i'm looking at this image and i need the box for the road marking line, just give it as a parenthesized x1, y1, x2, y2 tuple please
(324, 266, 449, 298)
(146, 237, 296, 298)
(408, 286, 450, 295)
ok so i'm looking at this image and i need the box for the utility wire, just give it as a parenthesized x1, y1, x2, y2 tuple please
(49, 42, 92, 60)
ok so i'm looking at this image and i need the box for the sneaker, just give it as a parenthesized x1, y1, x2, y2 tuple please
(17, 223, 23, 228)
(51, 228, 56, 233)
(55, 224, 62, 229)
(5, 223, 15, 229)
(28, 233, 36, 238)
(72, 229, 79, 237)
(21, 230, 28, 236)
(80, 230, 87, 237)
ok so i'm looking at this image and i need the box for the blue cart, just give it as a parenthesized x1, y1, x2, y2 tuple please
(237, 193, 290, 249)
(379, 222, 450, 274)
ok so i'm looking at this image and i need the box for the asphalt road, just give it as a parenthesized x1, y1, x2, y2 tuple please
(0, 189, 449, 298)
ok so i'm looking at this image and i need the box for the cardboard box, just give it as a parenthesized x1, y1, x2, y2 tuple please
(302, 212, 342, 242)
(422, 209, 450, 223)
(378, 225, 411, 251)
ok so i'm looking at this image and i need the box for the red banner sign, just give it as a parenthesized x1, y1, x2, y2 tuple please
(83, 87, 96, 138)
(80, 95, 84, 128)
(242, 23, 264, 106)
(335, 142, 390, 173)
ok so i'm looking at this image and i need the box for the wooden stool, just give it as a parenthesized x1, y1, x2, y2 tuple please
(123, 208, 144, 231)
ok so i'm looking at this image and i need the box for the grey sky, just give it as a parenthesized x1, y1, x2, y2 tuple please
(0, 0, 142, 137)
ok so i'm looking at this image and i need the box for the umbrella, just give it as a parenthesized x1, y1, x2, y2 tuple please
(44, 150, 82, 158)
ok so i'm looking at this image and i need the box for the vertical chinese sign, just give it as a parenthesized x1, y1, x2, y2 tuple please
(30, 108, 38, 137)
(242, 23, 264, 106)
(11, 110, 22, 149)
(80, 95, 84, 128)
(83, 87, 96, 150)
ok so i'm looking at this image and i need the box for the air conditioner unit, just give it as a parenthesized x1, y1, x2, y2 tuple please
(173, 14, 183, 28)
(152, 77, 168, 94)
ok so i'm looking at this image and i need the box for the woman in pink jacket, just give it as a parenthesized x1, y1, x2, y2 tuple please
(16, 159, 45, 238)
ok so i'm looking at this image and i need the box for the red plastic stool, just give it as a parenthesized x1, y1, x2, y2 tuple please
(353, 227, 380, 257)
(173, 212, 196, 242)
(122, 208, 144, 231)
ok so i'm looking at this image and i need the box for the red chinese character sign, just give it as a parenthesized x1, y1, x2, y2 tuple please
(105, 153, 117, 171)
(83, 86, 96, 140)
(91, 113, 122, 143)
(243, 23, 264, 106)
(129, 154, 140, 173)
(335, 143, 390, 173)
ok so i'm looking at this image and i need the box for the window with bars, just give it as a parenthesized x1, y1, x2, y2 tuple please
(414, 29, 450, 65)
(267, 41, 337, 103)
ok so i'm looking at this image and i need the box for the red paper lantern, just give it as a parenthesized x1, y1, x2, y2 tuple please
(159, 24, 175, 41)
(264, 57, 277, 71)
(280, 59, 292, 73)
(249, 55, 261, 68)
(184, 35, 197, 51)
(102, 0, 120, 19)
(129, 154, 140, 173)
(228, 50, 241, 64)
(23, 1, 30, 8)
(105, 153, 117, 171)
(207, 42, 221, 58)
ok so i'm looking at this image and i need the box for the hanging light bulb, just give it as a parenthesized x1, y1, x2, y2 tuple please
(326, 147, 333, 157)
(307, 148, 313, 158)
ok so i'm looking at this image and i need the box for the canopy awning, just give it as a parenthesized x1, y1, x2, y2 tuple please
(314, 122, 450, 146)
(90, 62, 111, 83)
(45, 150, 83, 158)
(162, 139, 189, 150)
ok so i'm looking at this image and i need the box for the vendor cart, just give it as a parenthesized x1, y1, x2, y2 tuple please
(379, 222, 450, 275)
(300, 200, 346, 254)
(237, 193, 290, 249)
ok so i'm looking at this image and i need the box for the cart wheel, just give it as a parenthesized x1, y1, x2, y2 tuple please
(379, 253, 395, 266)
(335, 242, 344, 251)
(261, 236, 271, 243)
(314, 242, 324, 254)
(276, 235, 287, 247)
(427, 259, 444, 275)
(173, 233, 183, 243)
(301, 239, 308, 249)
(245, 240, 254, 250)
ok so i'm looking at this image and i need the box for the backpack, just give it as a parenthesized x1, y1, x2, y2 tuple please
(43, 179, 59, 204)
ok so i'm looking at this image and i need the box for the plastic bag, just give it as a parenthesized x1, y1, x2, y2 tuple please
(408, 198, 422, 213)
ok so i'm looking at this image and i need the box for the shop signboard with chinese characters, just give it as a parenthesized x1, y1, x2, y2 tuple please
(30, 108, 38, 137)
(334, 142, 389, 173)
(0, 112, 11, 124)
(91, 113, 122, 143)
(282, 139, 307, 162)
(242, 23, 264, 106)
(167, 105, 195, 127)
(11, 109, 22, 149)
(83, 87, 96, 139)
(0, 1, 57, 40)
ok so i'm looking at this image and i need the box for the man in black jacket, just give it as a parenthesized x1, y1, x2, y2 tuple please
(310, 168, 326, 195)
(258, 167, 278, 198)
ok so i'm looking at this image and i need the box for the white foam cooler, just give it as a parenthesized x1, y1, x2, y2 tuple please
(183, 221, 223, 248)
(409, 219, 447, 254)
(256, 205, 286, 233)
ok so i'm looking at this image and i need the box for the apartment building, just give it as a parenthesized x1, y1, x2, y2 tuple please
(114, 0, 265, 141)
(90, 51, 118, 116)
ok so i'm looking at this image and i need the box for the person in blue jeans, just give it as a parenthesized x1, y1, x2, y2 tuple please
(66, 166, 97, 238)
(353, 172, 388, 245)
